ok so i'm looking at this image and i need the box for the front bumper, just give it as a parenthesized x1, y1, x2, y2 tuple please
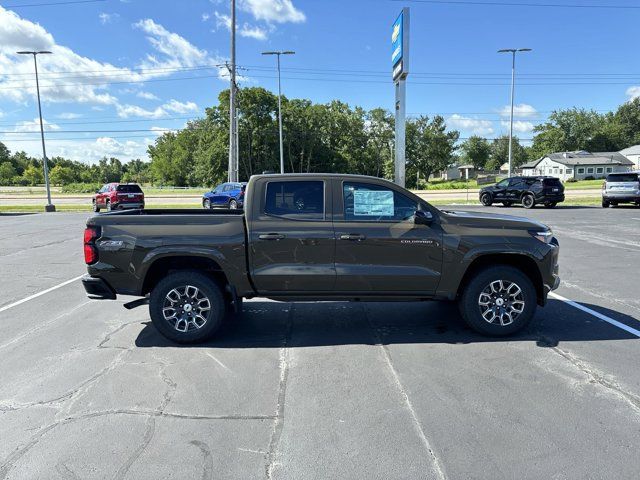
(82, 275, 116, 299)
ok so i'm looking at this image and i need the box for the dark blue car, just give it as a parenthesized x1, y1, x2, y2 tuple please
(202, 182, 247, 210)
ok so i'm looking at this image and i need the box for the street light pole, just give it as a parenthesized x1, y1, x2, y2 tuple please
(498, 48, 531, 178)
(17, 50, 55, 212)
(262, 51, 295, 175)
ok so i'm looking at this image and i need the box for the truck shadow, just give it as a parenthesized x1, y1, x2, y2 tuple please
(134, 298, 638, 349)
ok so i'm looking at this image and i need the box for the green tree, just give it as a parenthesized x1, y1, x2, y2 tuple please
(460, 136, 491, 170)
(22, 164, 44, 186)
(0, 162, 17, 185)
(49, 164, 76, 185)
(487, 135, 527, 171)
(406, 115, 459, 188)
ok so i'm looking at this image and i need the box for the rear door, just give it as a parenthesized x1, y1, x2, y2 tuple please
(247, 179, 335, 293)
(333, 180, 443, 294)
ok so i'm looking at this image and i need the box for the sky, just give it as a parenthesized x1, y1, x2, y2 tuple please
(0, 0, 639, 163)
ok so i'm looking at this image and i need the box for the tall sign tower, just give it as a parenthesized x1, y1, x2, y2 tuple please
(392, 8, 410, 187)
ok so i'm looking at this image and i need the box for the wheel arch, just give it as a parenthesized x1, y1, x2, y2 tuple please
(456, 253, 544, 306)
(141, 254, 230, 297)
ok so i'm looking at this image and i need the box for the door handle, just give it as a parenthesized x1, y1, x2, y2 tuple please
(259, 233, 286, 241)
(339, 233, 366, 241)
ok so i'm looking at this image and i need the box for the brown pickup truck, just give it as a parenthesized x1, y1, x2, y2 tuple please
(82, 174, 560, 343)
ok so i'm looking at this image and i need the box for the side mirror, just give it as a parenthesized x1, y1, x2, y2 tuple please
(95, 190, 100, 194)
(415, 210, 433, 225)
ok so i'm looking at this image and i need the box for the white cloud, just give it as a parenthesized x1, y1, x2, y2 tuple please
(238, 0, 305, 23)
(202, 13, 210, 22)
(99, 13, 120, 25)
(626, 86, 640, 100)
(448, 114, 494, 136)
(239, 23, 268, 40)
(13, 118, 60, 132)
(56, 112, 82, 119)
(214, 11, 231, 30)
(164, 99, 198, 114)
(501, 120, 534, 134)
(117, 99, 199, 118)
(136, 91, 159, 100)
(498, 103, 538, 119)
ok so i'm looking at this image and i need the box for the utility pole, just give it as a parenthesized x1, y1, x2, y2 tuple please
(17, 50, 55, 212)
(228, 0, 237, 182)
(498, 48, 531, 178)
(262, 51, 295, 175)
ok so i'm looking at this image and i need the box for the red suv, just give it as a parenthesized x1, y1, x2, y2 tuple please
(93, 183, 145, 212)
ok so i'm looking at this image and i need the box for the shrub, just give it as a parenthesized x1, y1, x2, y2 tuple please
(61, 182, 102, 193)
(584, 175, 595, 181)
(565, 178, 578, 183)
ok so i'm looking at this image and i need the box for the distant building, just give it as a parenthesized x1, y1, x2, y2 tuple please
(619, 145, 640, 170)
(521, 151, 634, 181)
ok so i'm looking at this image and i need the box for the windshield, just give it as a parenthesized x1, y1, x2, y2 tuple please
(116, 184, 142, 193)
(606, 173, 639, 182)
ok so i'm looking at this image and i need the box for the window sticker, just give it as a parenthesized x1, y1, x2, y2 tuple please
(353, 190, 394, 216)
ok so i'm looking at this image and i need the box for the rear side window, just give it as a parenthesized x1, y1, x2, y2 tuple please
(542, 178, 562, 187)
(116, 184, 143, 193)
(606, 173, 639, 182)
(343, 182, 417, 222)
(264, 181, 324, 220)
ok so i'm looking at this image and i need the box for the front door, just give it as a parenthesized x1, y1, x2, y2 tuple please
(492, 179, 510, 201)
(333, 180, 443, 294)
(248, 179, 336, 293)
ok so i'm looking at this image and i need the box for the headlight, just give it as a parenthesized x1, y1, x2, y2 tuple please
(529, 230, 553, 244)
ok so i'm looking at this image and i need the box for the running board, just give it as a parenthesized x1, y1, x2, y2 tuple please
(123, 297, 149, 310)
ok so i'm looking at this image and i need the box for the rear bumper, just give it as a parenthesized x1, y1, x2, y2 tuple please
(603, 193, 640, 202)
(538, 194, 565, 202)
(82, 275, 116, 300)
(114, 202, 144, 210)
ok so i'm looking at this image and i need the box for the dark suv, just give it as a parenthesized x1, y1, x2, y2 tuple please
(480, 176, 565, 209)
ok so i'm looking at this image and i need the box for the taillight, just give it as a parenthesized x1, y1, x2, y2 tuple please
(84, 226, 101, 264)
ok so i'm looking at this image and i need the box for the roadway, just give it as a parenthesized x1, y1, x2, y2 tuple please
(0, 206, 639, 479)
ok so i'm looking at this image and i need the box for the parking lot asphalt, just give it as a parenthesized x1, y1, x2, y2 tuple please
(0, 206, 639, 479)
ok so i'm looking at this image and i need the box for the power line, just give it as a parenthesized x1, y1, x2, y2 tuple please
(397, 0, 640, 9)
(2, 0, 105, 7)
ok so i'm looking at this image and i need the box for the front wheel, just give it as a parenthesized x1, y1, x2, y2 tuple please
(458, 266, 537, 336)
(522, 194, 535, 209)
(229, 199, 238, 210)
(480, 193, 493, 206)
(105, 200, 112, 212)
(203, 198, 211, 209)
(149, 271, 226, 344)
(92, 200, 100, 212)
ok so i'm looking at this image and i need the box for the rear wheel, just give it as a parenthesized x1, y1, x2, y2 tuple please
(544, 202, 557, 208)
(149, 271, 226, 344)
(480, 193, 493, 206)
(458, 266, 537, 336)
(521, 193, 535, 209)
(229, 199, 238, 210)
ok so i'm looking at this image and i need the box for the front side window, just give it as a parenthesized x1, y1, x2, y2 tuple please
(343, 182, 417, 222)
(265, 181, 324, 220)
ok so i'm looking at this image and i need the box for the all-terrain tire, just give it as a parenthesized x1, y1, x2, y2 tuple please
(458, 265, 537, 336)
(149, 271, 226, 344)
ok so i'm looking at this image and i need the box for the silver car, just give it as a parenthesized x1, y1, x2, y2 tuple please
(602, 172, 640, 207)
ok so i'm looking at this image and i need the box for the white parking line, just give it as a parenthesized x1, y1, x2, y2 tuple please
(550, 292, 640, 338)
(0, 274, 84, 314)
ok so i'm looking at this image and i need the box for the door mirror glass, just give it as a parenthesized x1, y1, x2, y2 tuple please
(414, 210, 433, 225)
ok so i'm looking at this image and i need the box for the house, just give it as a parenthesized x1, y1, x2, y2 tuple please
(521, 151, 634, 181)
(620, 145, 640, 170)
(457, 165, 476, 179)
